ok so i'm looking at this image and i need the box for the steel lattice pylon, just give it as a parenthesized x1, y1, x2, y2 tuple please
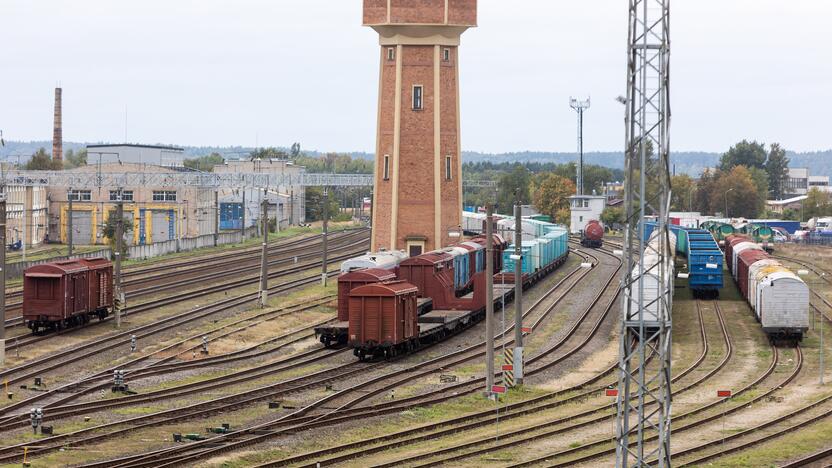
(616, 0, 672, 467)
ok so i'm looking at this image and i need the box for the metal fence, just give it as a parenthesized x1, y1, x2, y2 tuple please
(7, 226, 260, 278)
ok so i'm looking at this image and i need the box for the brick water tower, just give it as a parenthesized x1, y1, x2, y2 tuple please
(364, 0, 476, 256)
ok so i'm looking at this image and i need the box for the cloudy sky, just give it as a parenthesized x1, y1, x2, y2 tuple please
(1, 1, 829, 154)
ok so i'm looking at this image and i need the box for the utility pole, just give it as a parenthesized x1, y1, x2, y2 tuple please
(513, 202, 524, 385)
(0, 197, 5, 365)
(114, 190, 124, 329)
(321, 187, 329, 287)
(259, 192, 269, 308)
(67, 188, 74, 256)
(241, 190, 246, 240)
(484, 204, 495, 395)
(616, 0, 672, 466)
(213, 190, 219, 247)
(570, 97, 591, 196)
(289, 189, 294, 226)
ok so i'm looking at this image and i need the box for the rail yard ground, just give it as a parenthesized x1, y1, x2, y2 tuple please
(1, 242, 832, 467)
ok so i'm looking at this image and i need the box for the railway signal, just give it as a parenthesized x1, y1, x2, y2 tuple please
(202, 336, 209, 354)
(29, 407, 42, 434)
(130, 334, 136, 353)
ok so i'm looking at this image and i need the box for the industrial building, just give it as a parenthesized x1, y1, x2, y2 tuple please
(569, 194, 606, 234)
(785, 167, 830, 196)
(3, 185, 49, 247)
(86, 144, 186, 167)
(213, 159, 306, 230)
(47, 163, 216, 245)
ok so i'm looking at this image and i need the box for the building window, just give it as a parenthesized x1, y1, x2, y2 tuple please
(153, 190, 177, 202)
(387, 47, 395, 61)
(443, 48, 450, 62)
(68, 190, 91, 201)
(109, 190, 134, 202)
(412, 85, 423, 110)
(445, 156, 452, 180)
(383, 155, 390, 180)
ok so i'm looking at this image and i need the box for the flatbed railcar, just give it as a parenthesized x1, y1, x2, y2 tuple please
(348, 226, 569, 360)
(644, 222, 723, 298)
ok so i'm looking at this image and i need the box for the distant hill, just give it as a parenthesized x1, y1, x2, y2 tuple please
(2, 141, 830, 178)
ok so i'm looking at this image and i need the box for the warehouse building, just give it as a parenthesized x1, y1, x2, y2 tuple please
(3, 184, 49, 247)
(47, 163, 216, 245)
(86, 143, 185, 167)
(213, 159, 306, 230)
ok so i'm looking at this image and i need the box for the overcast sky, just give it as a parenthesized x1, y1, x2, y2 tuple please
(2, 1, 830, 154)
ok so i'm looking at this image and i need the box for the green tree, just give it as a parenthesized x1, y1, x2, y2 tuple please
(719, 140, 767, 171)
(305, 187, 340, 222)
(103, 210, 134, 256)
(184, 152, 225, 172)
(601, 206, 624, 227)
(670, 174, 695, 211)
(497, 164, 531, 212)
(25, 148, 63, 170)
(765, 143, 790, 199)
(710, 166, 762, 218)
(694, 169, 717, 214)
(803, 188, 832, 221)
(747, 166, 769, 210)
(63, 148, 88, 169)
(530, 173, 576, 225)
(250, 147, 290, 160)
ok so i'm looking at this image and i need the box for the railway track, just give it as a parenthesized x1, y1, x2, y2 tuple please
(2, 229, 366, 329)
(4, 229, 368, 347)
(71, 245, 625, 467)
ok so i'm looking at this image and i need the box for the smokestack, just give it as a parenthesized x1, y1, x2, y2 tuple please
(53, 87, 63, 162)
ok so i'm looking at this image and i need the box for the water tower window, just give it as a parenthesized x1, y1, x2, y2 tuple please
(387, 48, 395, 61)
(412, 85, 423, 110)
(445, 156, 452, 180)
(383, 155, 390, 180)
(443, 48, 450, 62)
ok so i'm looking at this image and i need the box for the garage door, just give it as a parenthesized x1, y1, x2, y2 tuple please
(151, 210, 175, 242)
(70, 211, 93, 245)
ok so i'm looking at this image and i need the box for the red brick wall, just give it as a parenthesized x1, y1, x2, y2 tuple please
(363, 0, 388, 24)
(397, 45, 436, 249)
(373, 46, 397, 250)
(448, 0, 477, 25)
(390, 0, 445, 24)
(440, 46, 460, 247)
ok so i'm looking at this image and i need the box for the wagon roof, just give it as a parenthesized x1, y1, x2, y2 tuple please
(349, 281, 418, 296)
(338, 268, 396, 282)
(401, 252, 452, 265)
(78, 257, 112, 269)
(25, 259, 88, 275)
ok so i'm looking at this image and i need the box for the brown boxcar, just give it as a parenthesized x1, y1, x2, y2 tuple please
(337, 268, 396, 322)
(736, 249, 768, 301)
(348, 281, 418, 360)
(23, 257, 113, 333)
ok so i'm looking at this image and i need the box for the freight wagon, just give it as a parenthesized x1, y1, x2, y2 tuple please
(348, 226, 566, 360)
(645, 222, 723, 298)
(23, 257, 113, 334)
(626, 227, 675, 327)
(725, 234, 809, 341)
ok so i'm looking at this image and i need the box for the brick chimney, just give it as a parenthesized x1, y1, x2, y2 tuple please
(53, 87, 62, 162)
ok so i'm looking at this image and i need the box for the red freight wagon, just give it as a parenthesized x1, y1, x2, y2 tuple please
(471, 234, 507, 273)
(724, 235, 751, 273)
(736, 249, 769, 301)
(398, 252, 454, 299)
(348, 281, 419, 360)
(79, 257, 114, 313)
(23, 258, 113, 333)
(337, 268, 396, 321)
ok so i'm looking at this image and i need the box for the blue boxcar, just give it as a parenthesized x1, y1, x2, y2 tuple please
(502, 244, 532, 274)
(644, 222, 723, 298)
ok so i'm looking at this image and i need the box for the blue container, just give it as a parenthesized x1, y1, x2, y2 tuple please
(503, 245, 532, 274)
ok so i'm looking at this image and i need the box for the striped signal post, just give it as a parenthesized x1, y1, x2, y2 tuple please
(484, 204, 495, 397)
(503, 348, 515, 388)
(718, 389, 731, 445)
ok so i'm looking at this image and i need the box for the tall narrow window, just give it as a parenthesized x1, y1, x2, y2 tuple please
(445, 156, 452, 180)
(387, 47, 395, 61)
(383, 155, 390, 180)
(412, 85, 423, 110)
(443, 48, 450, 62)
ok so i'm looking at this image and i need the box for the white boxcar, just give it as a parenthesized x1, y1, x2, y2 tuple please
(731, 242, 763, 278)
(747, 259, 780, 308)
(754, 268, 809, 338)
(626, 229, 675, 324)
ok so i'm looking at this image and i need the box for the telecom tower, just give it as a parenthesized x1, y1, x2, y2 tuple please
(616, 0, 672, 467)
(569, 97, 590, 195)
